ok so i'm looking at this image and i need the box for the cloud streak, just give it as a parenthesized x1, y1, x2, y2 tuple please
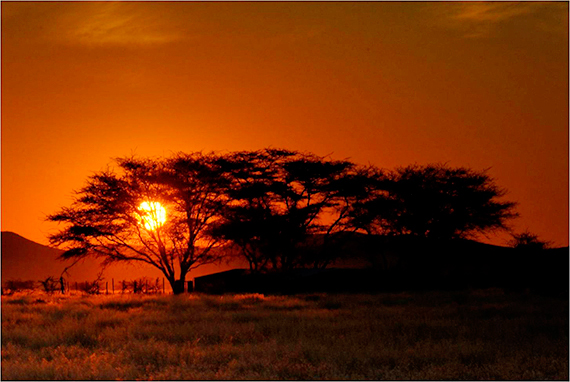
(61, 3, 182, 46)
(432, 2, 565, 39)
(452, 2, 533, 23)
(0, 2, 185, 47)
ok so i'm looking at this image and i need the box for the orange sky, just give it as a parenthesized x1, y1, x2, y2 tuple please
(2, 2, 568, 247)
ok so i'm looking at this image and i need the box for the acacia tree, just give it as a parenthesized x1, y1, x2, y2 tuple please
(351, 163, 518, 240)
(509, 230, 551, 251)
(213, 149, 366, 271)
(48, 153, 231, 294)
(211, 149, 292, 272)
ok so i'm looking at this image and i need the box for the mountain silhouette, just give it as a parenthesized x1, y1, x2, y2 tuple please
(194, 233, 569, 295)
(2, 231, 566, 295)
(1, 231, 240, 286)
(2, 231, 74, 280)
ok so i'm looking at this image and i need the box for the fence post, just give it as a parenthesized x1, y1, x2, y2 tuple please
(112, 278, 114, 294)
(106, 281, 108, 295)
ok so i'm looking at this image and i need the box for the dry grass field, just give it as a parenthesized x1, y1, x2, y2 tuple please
(1, 289, 568, 380)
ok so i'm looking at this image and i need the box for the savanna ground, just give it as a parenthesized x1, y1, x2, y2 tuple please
(1, 289, 568, 380)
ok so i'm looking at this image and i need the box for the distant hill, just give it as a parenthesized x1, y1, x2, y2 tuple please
(2, 231, 566, 295)
(1, 232, 241, 287)
(333, 233, 568, 292)
(2, 231, 72, 280)
(194, 234, 569, 295)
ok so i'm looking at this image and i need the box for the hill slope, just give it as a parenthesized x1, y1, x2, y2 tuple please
(3, 231, 566, 294)
(1, 231, 72, 280)
(1, 232, 240, 285)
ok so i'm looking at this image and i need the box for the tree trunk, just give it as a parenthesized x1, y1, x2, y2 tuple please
(172, 278, 186, 295)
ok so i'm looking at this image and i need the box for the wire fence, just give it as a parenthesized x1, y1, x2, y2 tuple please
(1, 277, 177, 295)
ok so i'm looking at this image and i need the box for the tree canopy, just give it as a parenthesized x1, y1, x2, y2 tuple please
(211, 149, 367, 271)
(48, 153, 231, 294)
(509, 230, 551, 252)
(49, 152, 519, 287)
(349, 163, 518, 240)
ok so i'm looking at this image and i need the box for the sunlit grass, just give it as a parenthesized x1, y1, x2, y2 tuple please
(2, 289, 568, 380)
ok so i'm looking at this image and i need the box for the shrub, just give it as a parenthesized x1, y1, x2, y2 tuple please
(509, 230, 551, 251)
(39, 277, 60, 294)
(78, 280, 101, 294)
(2, 279, 36, 295)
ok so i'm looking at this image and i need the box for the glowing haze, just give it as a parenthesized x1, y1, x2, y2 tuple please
(1, 2, 568, 247)
(138, 202, 166, 231)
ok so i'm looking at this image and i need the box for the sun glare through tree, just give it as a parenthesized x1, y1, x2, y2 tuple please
(138, 201, 166, 231)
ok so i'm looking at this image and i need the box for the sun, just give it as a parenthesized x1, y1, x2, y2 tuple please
(138, 201, 166, 231)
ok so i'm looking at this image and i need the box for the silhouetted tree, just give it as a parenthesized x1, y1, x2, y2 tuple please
(304, 164, 383, 269)
(49, 152, 520, 287)
(352, 163, 518, 240)
(213, 149, 366, 271)
(210, 150, 289, 272)
(48, 153, 231, 294)
(509, 230, 551, 251)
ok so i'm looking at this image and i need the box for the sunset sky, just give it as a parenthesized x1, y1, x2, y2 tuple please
(2, 2, 568, 247)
